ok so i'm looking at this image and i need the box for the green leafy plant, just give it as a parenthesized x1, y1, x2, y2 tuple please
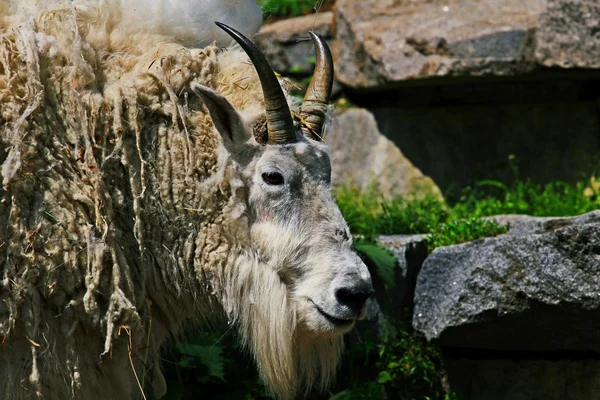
(174, 342, 225, 382)
(160, 332, 267, 400)
(328, 321, 457, 400)
(376, 325, 447, 399)
(353, 238, 397, 291)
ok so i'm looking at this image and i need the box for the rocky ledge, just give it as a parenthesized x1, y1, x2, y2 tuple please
(413, 210, 600, 351)
(335, 0, 600, 89)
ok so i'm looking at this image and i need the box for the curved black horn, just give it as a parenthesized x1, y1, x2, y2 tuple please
(215, 22, 296, 145)
(299, 32, 334, 141)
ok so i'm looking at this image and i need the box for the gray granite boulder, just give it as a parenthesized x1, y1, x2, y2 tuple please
(335, 0, 600, 89)
(413, 210, 600, 351)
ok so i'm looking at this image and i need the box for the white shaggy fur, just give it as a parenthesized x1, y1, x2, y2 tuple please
(119, 0, 263, 47)
(4, 0, 262, 48)
(0, 1, 372, 399)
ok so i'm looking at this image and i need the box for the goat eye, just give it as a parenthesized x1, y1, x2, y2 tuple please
(262, 172, 284, 185)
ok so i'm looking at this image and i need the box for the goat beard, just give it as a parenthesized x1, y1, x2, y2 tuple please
(222, 255, 344, 399)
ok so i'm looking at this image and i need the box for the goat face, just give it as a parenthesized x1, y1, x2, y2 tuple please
(247, 141, 373, 336)
(191, 24, 373, 337)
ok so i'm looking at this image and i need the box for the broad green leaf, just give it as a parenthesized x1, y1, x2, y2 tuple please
(377, 370, 392, 384)
(354, 239, 396, 291)
(175, 343, 225, 382)
(328, 390, 352, 400)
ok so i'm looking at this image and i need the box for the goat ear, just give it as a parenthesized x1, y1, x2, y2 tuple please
(191, 83, 250, 147)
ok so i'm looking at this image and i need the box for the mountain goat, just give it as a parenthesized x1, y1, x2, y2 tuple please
(0, 1, 373, 399)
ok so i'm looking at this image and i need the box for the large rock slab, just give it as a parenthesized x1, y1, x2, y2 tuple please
(327, 108, 441, 199)
(413, 210, 600, 350)
(335, 0, 600, 89)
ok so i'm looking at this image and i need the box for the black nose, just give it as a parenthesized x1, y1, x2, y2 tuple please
(335, 285, 374, 315)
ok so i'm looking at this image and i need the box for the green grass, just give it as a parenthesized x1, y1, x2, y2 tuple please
(336, 186, 508, 254)
(336, 187, 449, 239)
(452, 178, 599, 218)
(426, 217, 508, 250)
(259, 0, 335, 17)
(453, 156, 599, 218)
(336, 173, 599, 253)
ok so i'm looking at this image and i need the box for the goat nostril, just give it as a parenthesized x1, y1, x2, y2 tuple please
(335, 287, 374, 313)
